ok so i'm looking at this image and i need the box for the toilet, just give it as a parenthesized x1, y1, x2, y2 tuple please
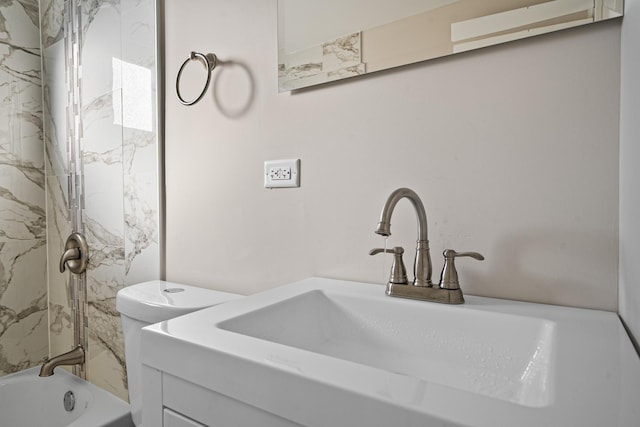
(116, 280, 242, 426)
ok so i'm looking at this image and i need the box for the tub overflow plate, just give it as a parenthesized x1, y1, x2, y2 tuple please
(63, 390, 75, 412)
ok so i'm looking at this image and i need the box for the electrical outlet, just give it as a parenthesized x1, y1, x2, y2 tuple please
(269, 167, 291, 180)
(264, 159, 300, 188)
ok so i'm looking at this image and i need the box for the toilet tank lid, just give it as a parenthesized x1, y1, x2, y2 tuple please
(116, 280, 242, 323)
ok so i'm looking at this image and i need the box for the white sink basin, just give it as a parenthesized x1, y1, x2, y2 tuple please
(219, 289, 554, 407)
(142, 278, 640, 427)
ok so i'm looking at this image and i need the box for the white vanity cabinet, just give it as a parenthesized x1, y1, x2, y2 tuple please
(142, 365, 302, 427)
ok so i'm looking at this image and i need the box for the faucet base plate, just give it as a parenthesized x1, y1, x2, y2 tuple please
(386, 283, 465, 304)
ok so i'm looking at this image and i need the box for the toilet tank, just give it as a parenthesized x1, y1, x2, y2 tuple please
(116, 280, 242, 426)
(116, 280, 242, 324)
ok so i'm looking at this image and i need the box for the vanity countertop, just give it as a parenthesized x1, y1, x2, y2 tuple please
(142, 277, 640, 427)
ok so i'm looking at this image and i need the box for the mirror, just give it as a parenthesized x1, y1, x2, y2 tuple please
(278, 0, 623, 91)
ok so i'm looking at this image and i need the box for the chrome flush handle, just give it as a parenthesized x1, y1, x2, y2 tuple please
(59, 232, 89, 274)
(438, 249, 484, 290)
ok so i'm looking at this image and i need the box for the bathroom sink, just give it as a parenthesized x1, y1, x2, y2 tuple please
(141, 278, 640, 427)
(218, 288, 554, 407)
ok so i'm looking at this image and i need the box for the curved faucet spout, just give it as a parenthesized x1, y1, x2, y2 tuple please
(39, 346, 85, 377)
(375, 188, 432, 287)
(375, 188, 428, 241)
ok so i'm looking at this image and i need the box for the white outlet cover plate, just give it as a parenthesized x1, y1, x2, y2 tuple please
(264, 159, 300, 188)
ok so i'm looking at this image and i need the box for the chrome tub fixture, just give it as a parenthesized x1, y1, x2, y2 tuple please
(59, 232, 89, 274)
(39, 346, 85, 377)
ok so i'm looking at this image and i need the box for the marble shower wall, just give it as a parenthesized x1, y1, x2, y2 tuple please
(0, 0, 47, 376)
(41, 0, 78, 380)
(40, 0, 160, 400)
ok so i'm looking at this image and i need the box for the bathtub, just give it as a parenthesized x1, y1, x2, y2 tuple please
(0, 367, 134, 427)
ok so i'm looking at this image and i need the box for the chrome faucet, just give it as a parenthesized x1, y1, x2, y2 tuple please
(372, 188, 433, 287)
(370, 188, 484, 304)
(39, 346, 85, 377)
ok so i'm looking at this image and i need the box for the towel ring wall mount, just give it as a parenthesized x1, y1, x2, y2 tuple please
(176, 51, 218, 106)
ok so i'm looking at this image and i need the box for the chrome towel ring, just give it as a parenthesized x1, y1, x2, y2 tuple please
(176, 51, 218, 106)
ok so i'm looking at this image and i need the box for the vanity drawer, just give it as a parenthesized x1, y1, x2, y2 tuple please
(164, 409, 206, 427)
(162, 373, 302, 427)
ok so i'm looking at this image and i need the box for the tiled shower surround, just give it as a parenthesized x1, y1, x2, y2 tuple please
(41, 0, 160, 400)
(0, 0, 47, 376)
(1, 0, 160, 402)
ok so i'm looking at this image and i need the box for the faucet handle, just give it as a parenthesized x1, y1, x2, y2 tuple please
(438, 249, 484, 290)
(369, 246, 408, 285)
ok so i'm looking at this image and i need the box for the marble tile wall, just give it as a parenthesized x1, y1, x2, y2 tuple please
(40, 0, 160, 400)
(0, 0, 47, 376)
(41, 0, 81, 380)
